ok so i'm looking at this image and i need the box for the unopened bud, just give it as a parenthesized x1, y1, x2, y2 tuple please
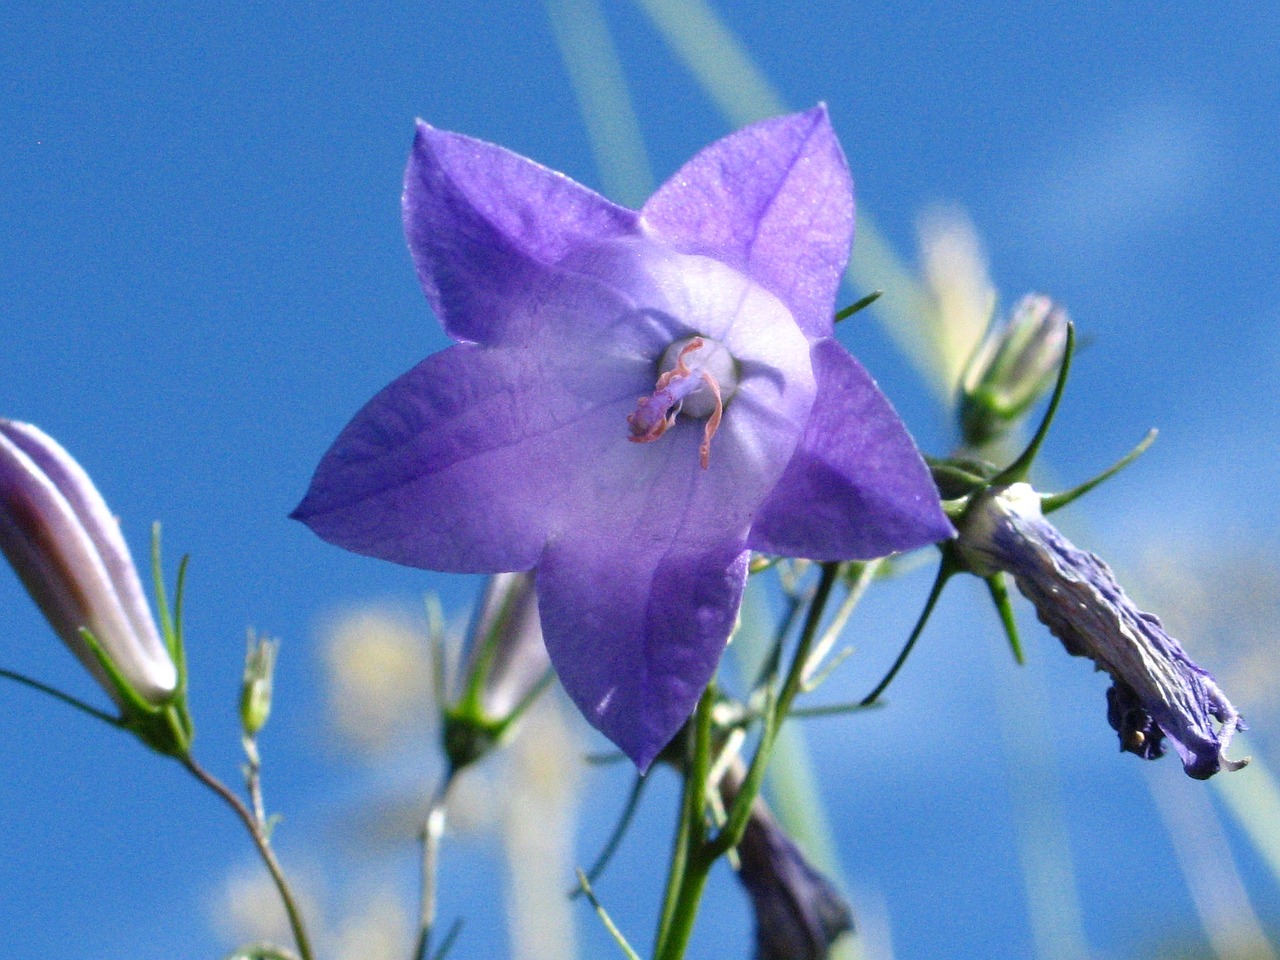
(0, 420, 177, 708)
(240, 631, 279, 737)
(958, 294, 1069, 447)
(443, 572, 552, 770)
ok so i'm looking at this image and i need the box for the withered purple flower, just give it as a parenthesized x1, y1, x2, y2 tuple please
(0, 419, 176, 707)
(721, 763, 853, 960)
(958, 482, 1245, 779)
(293, 107, 952, 768)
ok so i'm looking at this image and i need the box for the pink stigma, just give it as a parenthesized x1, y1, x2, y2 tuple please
(627, 338, 725, 470)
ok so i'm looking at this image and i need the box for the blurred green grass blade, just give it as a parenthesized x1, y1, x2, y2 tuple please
(1213, 736, 1280, 890)
(629, 0, 953, 399)
(544, 0, 654, 206)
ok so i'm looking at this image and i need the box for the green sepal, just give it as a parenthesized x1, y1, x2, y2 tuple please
(1041, 428, 1158, 514)
(859, 549, 959, 706)
(991, 322, 1076, 486)
(146, 523, 196, 752)
(985, 573, 1024, 665)
(79, 627, 192, 757)
(834, 289, 883, 323)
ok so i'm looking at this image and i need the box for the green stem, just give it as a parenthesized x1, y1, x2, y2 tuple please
(715, 562, 840, 857)
(183, 757, 315, 960)
(656, 563, 843, 960)
(654, 686, 717, 960)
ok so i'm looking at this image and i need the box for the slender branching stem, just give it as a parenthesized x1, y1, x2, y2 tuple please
(654, 685, 717, 960)
(182, 756, 314, 960)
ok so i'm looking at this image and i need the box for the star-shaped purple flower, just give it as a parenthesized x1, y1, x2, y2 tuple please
(293, 107, 953, 769)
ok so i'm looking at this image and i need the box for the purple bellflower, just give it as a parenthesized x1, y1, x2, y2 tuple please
(0, 419, 177, 708)
(293, 107, 953, 769)
(958, 483, 1245, 779)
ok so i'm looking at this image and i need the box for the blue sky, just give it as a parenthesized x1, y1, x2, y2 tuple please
(1, 2, 1277, 958)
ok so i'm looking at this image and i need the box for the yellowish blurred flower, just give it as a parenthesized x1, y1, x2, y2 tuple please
(917, 205, 997, 396)
(322, 606, 434, 756)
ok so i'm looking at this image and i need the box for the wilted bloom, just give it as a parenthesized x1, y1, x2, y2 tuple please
(0, 419, 177, 708)
(444, 572, 552, 769)
(957, 482, 1245, 779)
(958, 294, 1069, 448)
(721, 763, 852, 960)
(293, 107, 952, 768)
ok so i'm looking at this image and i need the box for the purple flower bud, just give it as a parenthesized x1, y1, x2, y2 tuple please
(722, 764, 853, 960)
(957, 483, 1246, 779)
(0, 420, 176, 707)
(959, 294, 1069, 447)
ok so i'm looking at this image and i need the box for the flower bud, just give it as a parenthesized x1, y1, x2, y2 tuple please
(240, 631, 279, 738)
(442, 571, 552, 770)
(721, 762, 853, 960)
(958, 294, 1069, 447)
(0, 419, 177, 707)
(957, 482, 1246, 778)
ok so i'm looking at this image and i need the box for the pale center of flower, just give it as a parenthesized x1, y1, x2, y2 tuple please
(626, 336, 739, 469)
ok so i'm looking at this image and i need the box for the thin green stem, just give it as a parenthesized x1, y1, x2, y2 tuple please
(716, 562, 840, 857)
(654, 687, 717, 960)
(183, 757, 315, 960)
(572, 773, 648, 897)
(0, 666, 121, 726)
(576, 871, 643, 960)
(860, 558, 954, 706)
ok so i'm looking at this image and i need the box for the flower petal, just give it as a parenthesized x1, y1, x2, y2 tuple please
(537, 530, 749, 770)
(640, 106, 854, 340)
(748, 339, 954, 559)
(404, 122, 639, 345)
(292, 340, 637, 573)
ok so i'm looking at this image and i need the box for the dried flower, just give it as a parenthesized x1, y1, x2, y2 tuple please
(294, 107, 952, 768)
(722, 763, 852, 959)
(957, 483, 1245, 778)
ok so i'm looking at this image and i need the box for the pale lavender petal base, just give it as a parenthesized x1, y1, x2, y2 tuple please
(748, 339, 955, 559)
